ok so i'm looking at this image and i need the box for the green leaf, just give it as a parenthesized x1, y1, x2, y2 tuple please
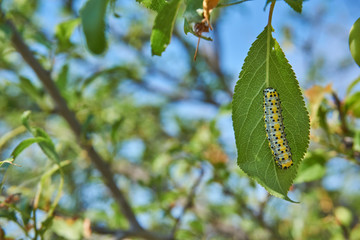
(294, 151, 327, 183)
(345, 92, 360, 117)
(11, 137, 48, 159)
(334, 207, 353, 227)
(51, 218, 84, 239)
(32, 127, 60, 163)
(80, 0, 109, 54)
(349, 17, 360, 67)
(150, 0, 181, 56)
(184, 19, 213, 41)
(55, 18, 80, 52)
(18, 76, 43, 102)
(19, 198, 32, 226)
(283, 0, 303, 13)
(20, 111, 60, 163)
(136, 0, 166, 11)
(232, 26, 310, 201)
(81, 66, 137, 90)
(0, 209, 17, 222)
(21, 111, 32, 131)
(346, 76, 360, 95)
(56, 64, 69, 95)
(183, 0, 203, 25)
(354, 130, 360, 152)
(183, 0, 213, 40)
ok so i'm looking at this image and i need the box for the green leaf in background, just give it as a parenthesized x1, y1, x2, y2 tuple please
(334, 207, 353, 227)
(18, 76, 43, 103)
(56, 64, 69, 99)
(51, 217, 84, 239)
(354, 130, 360, 152)
(294, 151, 327, 183)
(55, 18, 80, 52)
(232, 25, 310, 201)
(346, 76, 360, 95)
(345, 92, 360, 118)
(32, 127, 60, 163)
(20, 111, 60, 163)
(349, 17, 360, 67)
(80, 0, 109, 55)
(11, 137, 48, 159)
(21, 111, 32, 131)
(136, 0, 166, 12)
(150, 0, 181, 56)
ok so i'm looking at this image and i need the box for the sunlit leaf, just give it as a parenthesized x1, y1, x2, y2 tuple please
(55, 18, 80, 52)
(150, 0, 181, 56)
(232, 25, 310, 201)
(51, 217, 84, 239)
(334, 207, 352, 227)
(136, 0, 166, 11)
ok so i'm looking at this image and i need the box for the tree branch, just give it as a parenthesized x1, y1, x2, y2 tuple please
(4, 16, 143, 231)
(331, 92, 350, 136)
(92, 225, 172, 240)
(171, 166, 205, 237)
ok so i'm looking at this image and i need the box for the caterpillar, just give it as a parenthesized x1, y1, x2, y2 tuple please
(263, 87, 293, 169)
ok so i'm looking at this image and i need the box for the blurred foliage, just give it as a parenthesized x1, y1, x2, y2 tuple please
(0, 0, 360, 240)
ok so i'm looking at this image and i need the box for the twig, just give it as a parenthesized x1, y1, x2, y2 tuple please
(173, 28, 233, 97)
(223, 187, 283, 239)
(171, 167, 205, 237)
(331, 92, 350, 136)
(92, 225, 172, 240)
(268, 1, 275, 27)
(4, 16, 142, 231)
(217, 0, 252, 8)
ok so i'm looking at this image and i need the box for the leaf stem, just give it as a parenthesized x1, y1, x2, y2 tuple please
(266, 1, 275, 88)
(268, 1, 275, 27)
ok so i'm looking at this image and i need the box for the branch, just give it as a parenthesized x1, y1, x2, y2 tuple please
(331, 92, 350, 136)
(171, 167, 205, 237)
(3, 16, 142, 231)
(223, 187, 283, 239)
(92, 225, 172, 240)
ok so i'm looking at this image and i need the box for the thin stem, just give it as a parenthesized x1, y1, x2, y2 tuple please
(268, 1, 275, 27)
(217, 0, 252, 8)
(265, 1, 276, 88)
(332, 92, 350, 136)
(171, 167, 205, 237)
